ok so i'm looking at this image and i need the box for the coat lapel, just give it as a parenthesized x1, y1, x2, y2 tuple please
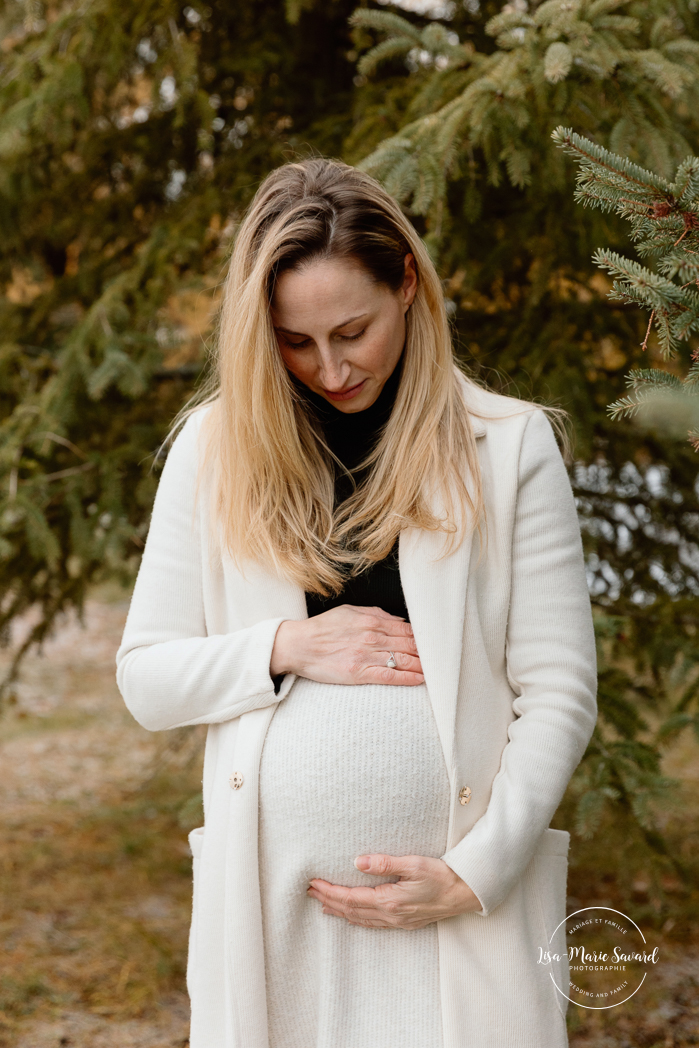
(398, 418, 485, 773)
(235, 411, 486, 779)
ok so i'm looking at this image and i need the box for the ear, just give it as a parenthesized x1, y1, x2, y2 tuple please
(402, 253, 418, 312)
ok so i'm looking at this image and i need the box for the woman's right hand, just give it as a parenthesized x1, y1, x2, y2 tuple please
(270, 605, 424, 686)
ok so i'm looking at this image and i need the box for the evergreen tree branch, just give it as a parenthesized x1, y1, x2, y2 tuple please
(555, 128, 699, 437)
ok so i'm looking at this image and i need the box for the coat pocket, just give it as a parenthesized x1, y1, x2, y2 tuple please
(186, 826, 205, 1001)
(534, 828, 570, 1021)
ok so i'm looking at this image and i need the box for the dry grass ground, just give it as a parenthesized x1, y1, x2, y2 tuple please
(0, 589, 203, 1047)
(0, 589, 697, 1047)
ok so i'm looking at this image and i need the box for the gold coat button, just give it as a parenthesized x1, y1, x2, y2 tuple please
(229, 771, 244, 790)
(459, 786, 471, 805)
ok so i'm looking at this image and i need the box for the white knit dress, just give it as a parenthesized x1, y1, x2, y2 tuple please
(258, 676, 451, 1048)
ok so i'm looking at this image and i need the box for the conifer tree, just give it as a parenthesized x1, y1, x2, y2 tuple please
(347, 0, 699, 867)
(0, 0, 357, 684)
(553, 126, 699, 446)
(349, 1, 699, 252)
(1, 0, 698, 886)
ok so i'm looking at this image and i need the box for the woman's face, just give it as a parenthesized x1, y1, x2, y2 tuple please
(271, 254, 417, 413)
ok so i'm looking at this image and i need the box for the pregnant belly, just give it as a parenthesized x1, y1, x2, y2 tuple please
(258, 678, 450, 889)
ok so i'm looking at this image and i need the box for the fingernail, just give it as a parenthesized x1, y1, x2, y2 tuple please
(354, 855, 371, 871)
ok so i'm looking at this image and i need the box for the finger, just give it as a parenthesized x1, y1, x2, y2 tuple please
(310, 883, 381, 908)
(331, 913, 394, 928)
(319, 904, 344, 918)
(320, 893, 438, 929)
(372, 650, 422, 673)
(319, 899, 375, 919)
(354, 607, 415, 637)
(357, 627, 417, 656)
(361, 665, 425, 686)
(309, 884, 412, 926)
(327, 901, 398, 920)
(309, 885, 405, 924)
(355, 854, 417, 878)
(376, 617, 415, 639)
(320, 900, 395, 926)
(309, 891, 353, 917)
(357, 630, 417, 658)
(314, 892, 389, 918)
(356, 606, 408, 624)
(309, 884, 394, 915)
(388, 619, 416, 637)
(366, 630, 418, 658)
(383, 632, 420, 656)
(344, 916, 394, 928)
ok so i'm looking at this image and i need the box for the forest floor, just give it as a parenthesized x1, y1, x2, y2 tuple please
(0, 588, 697, 1047)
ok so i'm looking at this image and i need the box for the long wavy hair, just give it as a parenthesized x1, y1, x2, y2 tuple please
(183, 158, 484, 596)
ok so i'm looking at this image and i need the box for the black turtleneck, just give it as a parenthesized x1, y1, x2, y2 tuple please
(301, 362, 410, 622)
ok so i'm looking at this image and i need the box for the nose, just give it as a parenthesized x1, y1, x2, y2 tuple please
(316, 345, 350, 391)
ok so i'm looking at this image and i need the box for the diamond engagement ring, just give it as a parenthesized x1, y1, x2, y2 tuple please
(386, 651, 397, 669)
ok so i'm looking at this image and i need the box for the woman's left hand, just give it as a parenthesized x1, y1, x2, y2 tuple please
(307, 855, 481, 929)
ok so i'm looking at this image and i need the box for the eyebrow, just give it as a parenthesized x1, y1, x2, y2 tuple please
(275, 312, 369, 337)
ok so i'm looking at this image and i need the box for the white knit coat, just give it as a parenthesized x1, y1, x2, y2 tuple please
(116, 378, 597, 1048)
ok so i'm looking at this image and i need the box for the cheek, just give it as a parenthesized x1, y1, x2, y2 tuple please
(278, 345, 313, 384)
(361, 318, 405, 371)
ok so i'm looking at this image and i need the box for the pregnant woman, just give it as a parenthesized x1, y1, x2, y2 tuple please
(116, 159, 597, 1048)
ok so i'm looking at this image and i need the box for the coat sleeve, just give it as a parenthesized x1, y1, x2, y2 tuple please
(440, 409, 597, 915)
(115, 412, 294, 732)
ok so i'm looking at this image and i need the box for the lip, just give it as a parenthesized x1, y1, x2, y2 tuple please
(323, 379, 367, 402)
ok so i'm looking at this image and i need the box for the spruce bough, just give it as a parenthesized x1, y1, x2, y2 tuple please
(554, 126, 699, 447)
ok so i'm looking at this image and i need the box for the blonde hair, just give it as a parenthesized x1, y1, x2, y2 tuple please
(182, 158, 484, 596)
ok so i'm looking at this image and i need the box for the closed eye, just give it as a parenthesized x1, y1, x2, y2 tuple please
(338, 329, 366, 342)
(281, 335, 312, 349)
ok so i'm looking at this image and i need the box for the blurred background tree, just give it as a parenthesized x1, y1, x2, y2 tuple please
(0, 0, 358, 673)
(347, 0, 699, 878)
(1, 0, 698, 899)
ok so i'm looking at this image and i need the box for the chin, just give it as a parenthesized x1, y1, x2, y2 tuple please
(336, 398, 372, 414)
(332, 399, 368, 413)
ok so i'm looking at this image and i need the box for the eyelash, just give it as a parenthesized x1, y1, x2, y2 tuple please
(283, 329, 366, 349)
